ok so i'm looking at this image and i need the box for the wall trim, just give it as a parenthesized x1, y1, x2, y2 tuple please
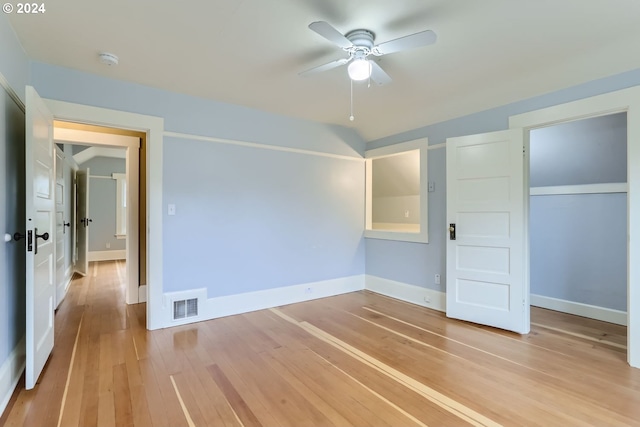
(138, 285, 147, 303)
(531, 294, 627, 326)
(44, 98, 162, 326)
(0, 71, 24, 112)
(88, 250, 126, 262)
(56, 265, 74, 308)
(71, 146, 127, 165)
(428, 142, 446, 150)
(0, 336, 25, 417)
(530, 183, 628, 196)
(365, 275, 445, 312)
(509, 84, 640, 367)
(164, 131, 363, 162)
(159, 275, 365, 328)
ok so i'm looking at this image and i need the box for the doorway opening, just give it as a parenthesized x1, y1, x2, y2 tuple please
(509, 85, 640, 367)
(528, 112, 628, 357)
(52, 121, 147, 308)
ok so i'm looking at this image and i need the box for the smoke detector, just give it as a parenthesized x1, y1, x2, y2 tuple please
(98, 52, 119, 66)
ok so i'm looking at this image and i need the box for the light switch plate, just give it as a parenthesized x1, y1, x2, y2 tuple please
(168, 204, 176, 216)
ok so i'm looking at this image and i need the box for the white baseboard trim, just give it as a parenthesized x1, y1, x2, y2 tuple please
(531, 294, 627, 326)
(365, 275, 445, 312)
(160, 275, 365, 328)
(138, 285, 147, 303)
(0, 336, 25, 417)
(55, 268, 74, 309)
(88, 250, 126, 262)
(64, 264, 73, 288)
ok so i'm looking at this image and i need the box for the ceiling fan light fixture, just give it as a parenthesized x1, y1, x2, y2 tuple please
(98, 52, 119, 66)
(348, 58, 372, 81)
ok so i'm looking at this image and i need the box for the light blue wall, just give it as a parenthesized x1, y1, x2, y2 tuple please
(366, 68, 640, 292)
(530, 113, 627, 187)
(81, 157, 126, 252)
(163, 137, 364, 297)
(529, 114, 627, 311)
(366, 148, 446, 289)
(0, 12, 28, 378)
(0, 14, 29, 103)
(82, 156, 125, 176)
(530, 194, 627, 310)
(30, 62, 367, 299)
(30, 63, 365, 158)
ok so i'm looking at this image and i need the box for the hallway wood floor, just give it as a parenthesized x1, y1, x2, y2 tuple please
(1, 261, 639, 426)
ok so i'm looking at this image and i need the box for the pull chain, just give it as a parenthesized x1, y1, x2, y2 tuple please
(349, 79, 355, 121)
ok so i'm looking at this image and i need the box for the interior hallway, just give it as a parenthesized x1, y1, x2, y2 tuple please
(1, 261, 638, 426)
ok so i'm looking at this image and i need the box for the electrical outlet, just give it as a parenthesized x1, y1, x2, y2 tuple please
(106, 242, 110, 249)
(435, 274, 441, 285)
(424, 296, 431, 304)
(305, 287, 313, 294)
(404, 210, 410, 218)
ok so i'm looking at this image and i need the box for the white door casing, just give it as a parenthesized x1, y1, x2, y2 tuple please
(25, 86, 56, 389)
(43, 98, 163, 329)
(76, 168, 89, 276)
(509, 85, 640, 368)
(54, 128, 140, 304)
(446, 128, 529, 334)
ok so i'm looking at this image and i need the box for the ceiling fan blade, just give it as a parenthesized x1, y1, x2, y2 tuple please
(373, 30, 437, 56)
(308, 21, 353, 49)
(299, 58, 350, 77)
(370, 62, 392, 85)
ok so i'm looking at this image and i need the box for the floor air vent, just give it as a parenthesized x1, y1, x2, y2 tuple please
(173, 298, 198, 320)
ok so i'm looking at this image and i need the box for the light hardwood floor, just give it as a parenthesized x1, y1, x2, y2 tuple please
(2, 261, 639, 426)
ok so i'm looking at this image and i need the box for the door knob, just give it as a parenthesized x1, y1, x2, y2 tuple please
(36, 230, 49, 241)
(13, 232, 25, 241)
(448, 223, 456, 240)
(34, 227, 49, 255)
(63, 221, 70, 234)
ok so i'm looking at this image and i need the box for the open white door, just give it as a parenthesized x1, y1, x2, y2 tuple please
(76, 168, 89, 276)
(54, 147, 66, 308)
(446, 128, 529, 334)
(25, 86, 56, 389)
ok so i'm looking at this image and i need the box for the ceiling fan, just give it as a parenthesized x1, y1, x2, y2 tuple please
(300, 21, 437, 85)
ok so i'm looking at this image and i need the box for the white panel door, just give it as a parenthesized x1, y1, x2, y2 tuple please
(55, 147, 66, 307)
(76, 168, 89, 276)
(446, 128, 529, 334)
(25, 86, 56, 389)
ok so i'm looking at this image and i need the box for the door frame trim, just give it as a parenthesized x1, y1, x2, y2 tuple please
(509, 85, 640, 368)
(44, 99, 164, 330)
(54, 128, 139, 304)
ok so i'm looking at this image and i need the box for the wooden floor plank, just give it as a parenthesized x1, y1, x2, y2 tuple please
(3, 263, 640, 426)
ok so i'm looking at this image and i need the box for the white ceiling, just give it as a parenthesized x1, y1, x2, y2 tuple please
(9, 0, 640, 141)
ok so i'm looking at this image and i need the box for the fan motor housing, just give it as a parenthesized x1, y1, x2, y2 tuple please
(346, 29, 375, 50)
